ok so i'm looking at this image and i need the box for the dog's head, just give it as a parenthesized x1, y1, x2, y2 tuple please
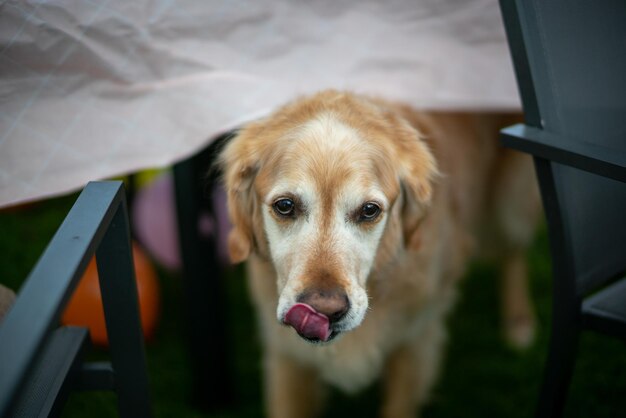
(220, 91, 437, 343)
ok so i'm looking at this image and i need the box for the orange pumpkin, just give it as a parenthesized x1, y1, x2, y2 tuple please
(61, 242, 161, 346)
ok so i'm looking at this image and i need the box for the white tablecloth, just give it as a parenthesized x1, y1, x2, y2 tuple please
(0, 0, 519, 207)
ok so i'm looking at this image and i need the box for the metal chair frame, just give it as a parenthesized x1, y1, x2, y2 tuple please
(499, 1, 626, 416)
(0, 181, 153, 417)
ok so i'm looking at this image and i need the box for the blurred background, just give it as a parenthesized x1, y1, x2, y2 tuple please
(1, 0, 625, 416)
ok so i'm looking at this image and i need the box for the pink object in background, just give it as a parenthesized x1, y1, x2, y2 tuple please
(131, 173, 232, 271)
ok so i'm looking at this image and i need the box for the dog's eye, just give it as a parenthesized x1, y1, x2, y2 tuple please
(273, 198, 296, 217)
(358, 202, 381, 222)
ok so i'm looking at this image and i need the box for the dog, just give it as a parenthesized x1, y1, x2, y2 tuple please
(219, 90, 540, 417)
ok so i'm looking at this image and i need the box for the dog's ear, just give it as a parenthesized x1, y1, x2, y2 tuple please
(392, 118, 439, 251)
(219, 124, 264, 263)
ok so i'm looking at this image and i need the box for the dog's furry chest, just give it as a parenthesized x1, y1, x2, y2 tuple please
(287, 334, 387, 393)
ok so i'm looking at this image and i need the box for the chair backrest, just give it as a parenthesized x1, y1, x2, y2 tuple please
(501, 0, 626, 295)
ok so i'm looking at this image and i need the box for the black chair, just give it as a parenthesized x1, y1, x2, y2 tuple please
(0, 181, 152, 417)
(499, 1, 626, 417)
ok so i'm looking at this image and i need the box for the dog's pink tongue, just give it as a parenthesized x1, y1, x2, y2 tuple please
(284, 303, 331, 342)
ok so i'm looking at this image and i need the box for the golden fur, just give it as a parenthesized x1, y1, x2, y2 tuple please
(219, 91, 540, 417)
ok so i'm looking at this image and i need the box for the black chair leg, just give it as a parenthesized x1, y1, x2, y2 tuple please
(535, 305, 581, 418)
(173, 138, 233, 411)
(97, 196, 153, 418)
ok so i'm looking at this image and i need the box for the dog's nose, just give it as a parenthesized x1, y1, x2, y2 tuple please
(297, 288, 350, 323)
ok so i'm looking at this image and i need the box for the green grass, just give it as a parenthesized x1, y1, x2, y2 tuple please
(1, 194, 625, 417)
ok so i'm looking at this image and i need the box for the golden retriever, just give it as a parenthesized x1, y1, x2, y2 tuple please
(219, 90, 540, 417)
